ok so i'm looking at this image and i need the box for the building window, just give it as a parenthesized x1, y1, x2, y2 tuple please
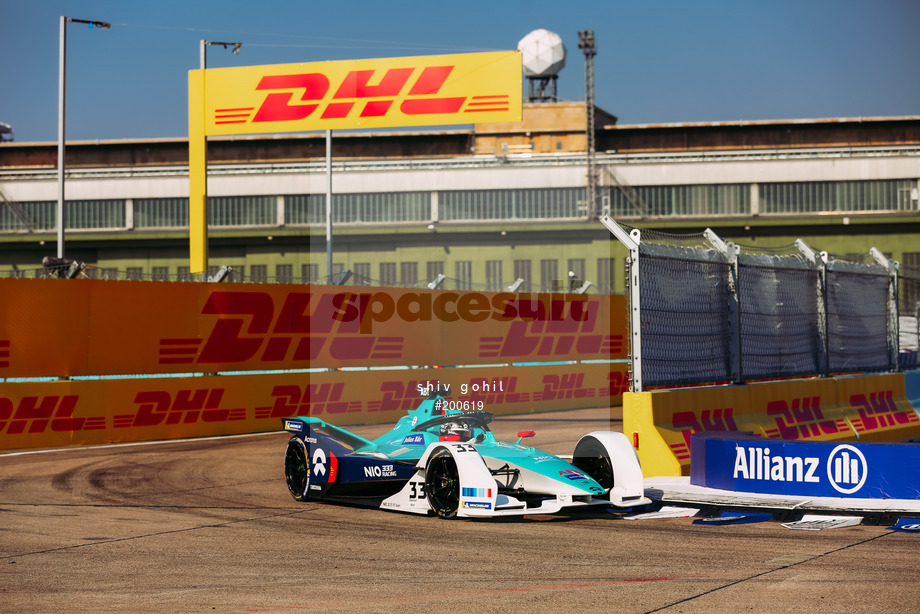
(66, 199, 125, 229)
(209, 195, 276, 226)
(400, 262, 418, 287)
(567, 259, 586, 291)
(486, 260, 503, 291)
(439, 187, 583, 220)
(134, 198, 188, 228)
(760, 179, 915, 215)
(176, 266, 192, 282)
(126, 267, 144, 281)
(276, 264, 293, 284)
(513, 260, 531, 292)
(456, 261, 473, 290)
(608, 184, 750, 217)
(250, 265, 268, 283)
(152, 266, 169, 281)
(302, 264, 319, 282)
(540, 259, 558, 292)
(380, 262, 397, 286)
(597, 258, 615, 293)
(427, 261, 444, 284)
(354, 262, 371, 284)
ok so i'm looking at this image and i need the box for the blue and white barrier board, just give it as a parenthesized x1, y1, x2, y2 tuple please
(690, 432, 920, 500)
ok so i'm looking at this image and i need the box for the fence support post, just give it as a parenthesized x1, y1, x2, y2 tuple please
(601, 215, 643, 392)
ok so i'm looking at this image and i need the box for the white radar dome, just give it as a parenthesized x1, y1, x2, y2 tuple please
(517, 28, 566, 77)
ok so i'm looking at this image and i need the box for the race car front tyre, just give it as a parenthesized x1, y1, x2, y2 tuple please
(284, 436, 310, 501)
(572, 438, 614, 493)
(425, 448, 460, 519)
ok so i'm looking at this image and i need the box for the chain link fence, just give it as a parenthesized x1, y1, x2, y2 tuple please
(606, 218, 907, 391)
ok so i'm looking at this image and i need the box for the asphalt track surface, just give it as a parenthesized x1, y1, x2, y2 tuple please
(1, 407, 918, 613)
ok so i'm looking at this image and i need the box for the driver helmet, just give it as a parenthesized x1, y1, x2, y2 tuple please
(439, 423, 472, 441)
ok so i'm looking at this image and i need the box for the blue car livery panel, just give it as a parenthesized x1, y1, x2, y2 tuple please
(282, 395, 650, 518)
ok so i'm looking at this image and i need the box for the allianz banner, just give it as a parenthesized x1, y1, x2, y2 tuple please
(691, 432, 920, 500)
(0, 279, 626, 378)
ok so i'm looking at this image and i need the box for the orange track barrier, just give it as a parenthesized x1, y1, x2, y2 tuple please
(0, 363, 627, 451)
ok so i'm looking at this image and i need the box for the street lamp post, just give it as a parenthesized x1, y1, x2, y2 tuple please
(200, 40, 242, 70)
(578, 30, 597, 219)
(58, 16, 110, 260)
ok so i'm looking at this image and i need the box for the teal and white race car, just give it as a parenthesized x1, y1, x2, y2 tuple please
(282, 394, 650, 518)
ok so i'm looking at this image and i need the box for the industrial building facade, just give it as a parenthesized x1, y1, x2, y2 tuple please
(1, 104, 919, 296)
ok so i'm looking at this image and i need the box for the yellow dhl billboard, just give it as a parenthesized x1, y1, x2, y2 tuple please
(191, 51, 522, 135)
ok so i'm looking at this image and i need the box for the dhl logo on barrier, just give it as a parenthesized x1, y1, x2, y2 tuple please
(849, 391, 920, 432)
(764, 396, 851, 440)
(157, 290, 622, 368)
(115, 389, 247, 428)
(196, 51, 522, 135)
(254, 368, 627, 419)
(0, 395, 105, 435)
(0, 363, 621, 450)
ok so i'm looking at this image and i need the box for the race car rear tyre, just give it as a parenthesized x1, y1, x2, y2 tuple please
(572, 439, 614, 493)
(284, 436, 310, 501)
(425, 448, 460, 519)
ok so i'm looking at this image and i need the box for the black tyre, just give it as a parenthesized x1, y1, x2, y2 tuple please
(573, 439, 614, 492)
(284, 436, 310, 501)
(424, 448, 460, 519)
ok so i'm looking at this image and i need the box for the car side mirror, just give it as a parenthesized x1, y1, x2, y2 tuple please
(515, 430, 536, 444)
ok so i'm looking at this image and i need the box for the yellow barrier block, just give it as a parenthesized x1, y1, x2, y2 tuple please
(835, 373, 920, 442)
(746, 377, 854, 441)
(625, 385, 749, 477)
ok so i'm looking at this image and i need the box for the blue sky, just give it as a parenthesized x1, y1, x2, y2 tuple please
(2, 0, 918, 143)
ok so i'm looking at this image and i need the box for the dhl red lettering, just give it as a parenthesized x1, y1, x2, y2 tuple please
(498, 324, 601, 359)
(247, 65, 470, 125)
(409, 66, 453, 94)
(400, 97, 465, 114)
(0, 395, 102, 434)
(0, 398, 12, 422)
(767, 396, 840, 439)
(333, 68, 415, 99)
(252, 73, 329, 123)
(869, 390, 895, 414)
(329, 337, 375, 360)
(672, 411, 703, 449)
(131, 391, 172, 427)
(14, 396, 59, 420)
(850, 393, 876, 430)
(539, 373, 591, 401)
(50, 395, 82, 432)
(120, 389, 243, 428)
(197, 292, 274, 363)
(374, 381, 408, 413)
(673, 409, 737, 448)
(275, 292, 342, 334)
(602, 371, 630, 397)
(264, 383, 346, 418)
